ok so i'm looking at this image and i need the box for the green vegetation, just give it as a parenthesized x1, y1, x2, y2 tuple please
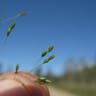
(62, 63, 96, 96)
(43, 58, 96, 96)
(54, 82, 96, 96)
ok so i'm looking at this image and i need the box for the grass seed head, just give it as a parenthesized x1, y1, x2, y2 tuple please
(41, 50, 47, 57)
(47, 45, 54, 53)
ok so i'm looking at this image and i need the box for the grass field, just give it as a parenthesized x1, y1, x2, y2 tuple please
(55, 82, 96, 96)
(49, 86, 76, 96)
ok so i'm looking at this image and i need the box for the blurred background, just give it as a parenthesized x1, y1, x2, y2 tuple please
(0, 0, 96, 96)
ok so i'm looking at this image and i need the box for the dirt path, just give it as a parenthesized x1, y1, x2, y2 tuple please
(49, 87, 76, 96)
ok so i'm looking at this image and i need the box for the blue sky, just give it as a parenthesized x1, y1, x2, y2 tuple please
(0, 0, 96, 75)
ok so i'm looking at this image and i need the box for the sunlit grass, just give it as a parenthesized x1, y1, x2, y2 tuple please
(54, 82, 96, 96)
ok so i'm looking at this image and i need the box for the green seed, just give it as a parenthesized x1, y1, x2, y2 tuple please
(48, 45, 54, 52)
(39, 77, 46, 80)
(42, 55, 55, 64)
(10, 22, 16, 29)
(43, 58, 49, 64)
(18, 12, 26, 16)
(45, 79, 52, 84)
(6, 22, 16, 37)
(41, 50, 47, 57)
(6, 28, 11, 37)
(35, 77, 52, 84)
(48, 55, 55, 61)
(15, 64, 19, 73)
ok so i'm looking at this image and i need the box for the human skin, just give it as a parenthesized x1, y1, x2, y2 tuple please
(0, 72, 50, 96)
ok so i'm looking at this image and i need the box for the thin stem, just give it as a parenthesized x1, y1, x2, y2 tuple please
(4, 15, 19, 22)
(0, 38, 7, 52)
(30, 63, 43, 72)
(30, 57, 43, 72)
